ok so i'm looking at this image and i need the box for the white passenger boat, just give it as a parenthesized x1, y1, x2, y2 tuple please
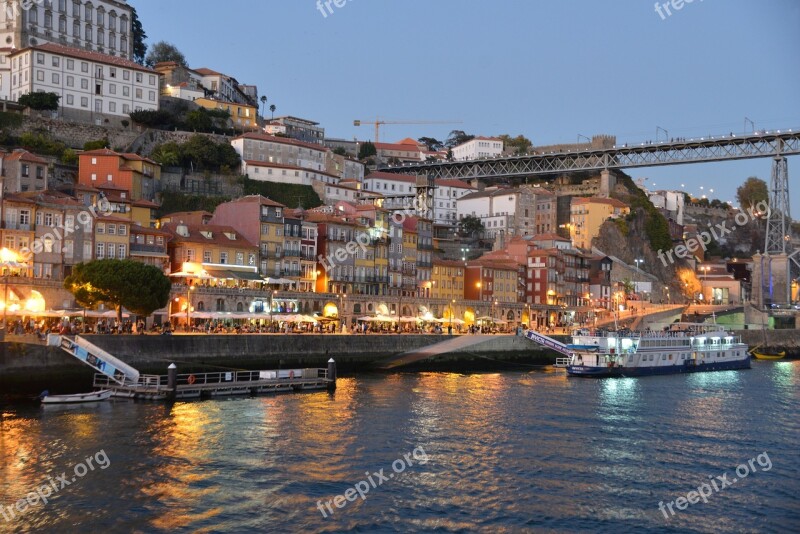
(564, 323, 751, 377)
(40, 389, 113, 404)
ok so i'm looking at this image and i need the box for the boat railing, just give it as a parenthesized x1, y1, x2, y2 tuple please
(554, 357, 570, 368)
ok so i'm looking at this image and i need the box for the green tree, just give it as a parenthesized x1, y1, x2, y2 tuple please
(358, 141, 377, 160)
(736, 176, 769, 211)
(418, 136, 444, 151)
(64, 260, 171, 321)
(150, 141, 181, 167)
(269, 104, 276, 119)
(145, 41, 188, 68)
(260, 95, 267, 118)
(83, 138, 109, 151)
(131, 7, 147, 65)
(332, 147, 348, 156)
(18, 91, 60, 111)
(459, 215, 485, 238)
(498, 134, 533, 154)
(184, 109, 213, 132)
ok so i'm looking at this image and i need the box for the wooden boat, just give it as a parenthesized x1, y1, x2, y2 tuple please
(751, 350, 786, 360)
(40, 390, 113, 404)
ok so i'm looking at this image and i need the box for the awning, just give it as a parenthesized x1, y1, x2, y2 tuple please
(230, 271, 263, 281)
(205, 269, 236, 280)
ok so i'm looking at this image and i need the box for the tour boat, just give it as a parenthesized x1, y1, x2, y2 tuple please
(750, 350, 786, 361)
(563, 324, 751, 377)
(40, 389, 113, 404)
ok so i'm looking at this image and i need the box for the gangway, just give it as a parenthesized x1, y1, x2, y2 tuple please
(51, 335, 140, 385)
(524, 330, 572, 357)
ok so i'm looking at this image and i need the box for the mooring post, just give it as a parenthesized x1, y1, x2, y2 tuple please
(327, 358, 337, 390)
(167, 363, 177, 401)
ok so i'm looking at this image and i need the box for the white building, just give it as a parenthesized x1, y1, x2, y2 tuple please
(9, 43, 159, 126)
(457, 186, 542, 238)
(362, 171, 474, 226)
(193, 67, 254, 106)
(649, 189, 685, 225)
(0, 0, 133, 60)
(242, 160, 339, 186)
(232, 132, 328, 172)
(452, 137, 503, 161)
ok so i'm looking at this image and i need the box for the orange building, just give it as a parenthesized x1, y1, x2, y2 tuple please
(78, 149, 161, 201)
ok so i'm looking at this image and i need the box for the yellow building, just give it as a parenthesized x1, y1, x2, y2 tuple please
(95, 215, 131, 261)
(431, 259, 465, 301)
(569, 197, 630, 250)
(194, 97, 258, 130)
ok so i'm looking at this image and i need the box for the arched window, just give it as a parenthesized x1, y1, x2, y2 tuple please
(197, 301, 205, 311)
(236, 302, 244, 312)
(353, 303, 361, 314)
(216, 299, 225, 311)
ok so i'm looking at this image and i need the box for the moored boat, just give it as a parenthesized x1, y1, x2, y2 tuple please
(562, 323, 751, 377)
(751, 350, 786, 360)
(40, 389, 113, 404)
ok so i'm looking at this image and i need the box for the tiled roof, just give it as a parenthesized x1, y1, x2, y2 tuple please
(161, 222, 258, 248)
(243, 160, 338, 179)
(4, 149, 48, 164)
(572, 197, 629, 209)
(375, 142, 422, 152)
(12, 43, 158, 73)
(365, 171, 421, 183)
(225, 195, 286, 208)
(235, 132, 328, 153)
(436, 179, 476, 190)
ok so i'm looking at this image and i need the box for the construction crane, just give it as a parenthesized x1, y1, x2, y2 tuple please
(353, 118, 462, 144)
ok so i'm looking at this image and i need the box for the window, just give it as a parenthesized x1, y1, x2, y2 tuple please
(122, 104, 129, 114)
(95, 99, 102, 112)
(36, 53, 44, 65)
(135, 88, 142, 99)
(109, 67, 116, 78)
(118, 244, 125, 259)
(149, 75, 156, 85)
(95, 243, 105, 259)
(52, 57, 59, 67)
(135, 72, 142, 83)
(37, 70, 44, 82)
(122, 70, 129, 81)
(185, 249, 195, 261)
(108, 101, 115, 112)
(81, 78, 88, 89)
(118, 225, 126, 236)
(97, 222, 104, 234)
(107, 224, 115, 235)
(73, 20, 80, 38)
(45, 213, 53, 226)
(148, 91, 155, 101)
(52, 73, 59, 84)
(203, 250, 212, 263)
(122, 86, 129, 96)
(90, 173, 96, 181)
(81, 62, 88, 73)
(236, 252, 244, 265)
(220, 252, 228, 264)
(107, 242, 115, 258)
(20, 210, 30, 225)
(66, 76, 74, 87)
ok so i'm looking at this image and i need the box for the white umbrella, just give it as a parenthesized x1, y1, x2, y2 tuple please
(263, 277, 297, 285)
(169, 269, 214, 280)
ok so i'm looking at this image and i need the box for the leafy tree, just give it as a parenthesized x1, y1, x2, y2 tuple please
(151, 135, 241, 173)
(0, 111, 24, 128)
(445, 130, 474, 148)
(269, 104, 276, 119)
(358, 141, 377, 160)
(150, 141, 181, 167)
(131, 7, 147, 65)
(736, 176, 769, 211)
(418, 136, 444, 151)
(332, 147, 348, 156)
(61, 148, 78, 165)
(18, 91, 60, 111)
(145, 41, 188, 68)
(498, 134, 533, 154)
(83, 138, 109, 151)
(459, 215, 485, 237)
(64, 260, 171, 321)
(185, 109, 213, 132)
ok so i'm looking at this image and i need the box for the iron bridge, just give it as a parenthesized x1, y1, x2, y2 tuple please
(380, 130, 800, 180)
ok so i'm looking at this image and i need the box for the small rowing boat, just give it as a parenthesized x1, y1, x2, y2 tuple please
(751, 350, 786, 361)
(40, 390, 113, 404)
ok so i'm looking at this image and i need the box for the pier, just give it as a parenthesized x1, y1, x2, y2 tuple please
(92, 366, 336, 400)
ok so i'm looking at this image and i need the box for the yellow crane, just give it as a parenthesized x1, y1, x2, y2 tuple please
(353, 118, 463, 144)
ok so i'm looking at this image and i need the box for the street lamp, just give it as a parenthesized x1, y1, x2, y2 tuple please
(476, 281, 482, 302)
(460, 247, 470, 262)
(634, 258, 644, 301)
(185, 284, 195, 330)
(269, 289, 277, 329)
(450, 299, 455, 332)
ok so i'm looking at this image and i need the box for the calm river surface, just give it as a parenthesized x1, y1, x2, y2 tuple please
(1, 361, 799, 533)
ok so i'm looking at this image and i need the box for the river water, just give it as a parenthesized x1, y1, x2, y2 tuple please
(1, 362, 798, 533)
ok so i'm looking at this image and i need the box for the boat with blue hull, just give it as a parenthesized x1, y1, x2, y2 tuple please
(524, 324, 751, 378)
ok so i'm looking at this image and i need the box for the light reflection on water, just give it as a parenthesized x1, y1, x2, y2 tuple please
(0, 363, 798, 533)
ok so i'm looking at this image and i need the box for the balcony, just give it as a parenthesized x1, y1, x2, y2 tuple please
(279, 269, 301, 277)
(130, 243, 166, 254)
(416, 261, 432, 268)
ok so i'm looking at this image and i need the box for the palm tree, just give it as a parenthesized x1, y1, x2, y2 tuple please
(269, 104, 276, 120)
(260, 95, 267, 119)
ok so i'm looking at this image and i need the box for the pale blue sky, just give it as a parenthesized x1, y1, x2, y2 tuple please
(134, 0, 800, 212)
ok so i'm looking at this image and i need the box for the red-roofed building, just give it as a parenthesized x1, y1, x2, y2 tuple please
(9, 43, 160, 128)
(78, 149, 161, 201)
(231, 132, 334, 185)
